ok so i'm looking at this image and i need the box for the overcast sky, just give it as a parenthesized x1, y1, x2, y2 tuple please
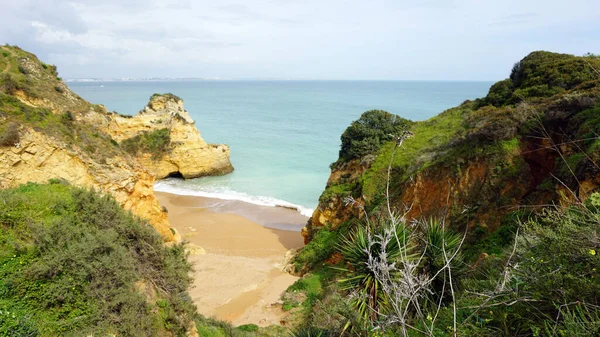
(1, 0, 598, 80)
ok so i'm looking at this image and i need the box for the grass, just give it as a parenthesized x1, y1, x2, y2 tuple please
(194, 315, 286, 337)
(283, 266, 339, 317)
(151, 93, 182, 102)
(318, 182, 357, 204)
(293, 221, 352, 273)
(0, 92, 121, 160)
(121, 128, 171, 160)
(0, 182, 195, 336)
(359, 106, 470, 201)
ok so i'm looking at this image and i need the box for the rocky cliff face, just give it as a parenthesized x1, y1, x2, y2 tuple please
(303, 51, 600, 249)
(100, 93, 233, 179)
(0, 46, 230, 243)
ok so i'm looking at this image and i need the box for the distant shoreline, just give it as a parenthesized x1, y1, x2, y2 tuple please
(67, 78, 497, 83)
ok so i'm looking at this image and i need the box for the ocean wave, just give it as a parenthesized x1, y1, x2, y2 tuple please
(154, 181, 314, 217)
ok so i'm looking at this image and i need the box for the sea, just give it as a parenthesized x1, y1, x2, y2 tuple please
(69, 80, 494, 217)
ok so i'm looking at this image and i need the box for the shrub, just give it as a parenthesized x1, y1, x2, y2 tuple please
(236, 324, 259, 332)
(0, 74, 20, 94)
(339, 110, 412, 162)
(436, 200, 600, 337)
(0, 183, 195, 336)
(151, 93, 182, 102)
(293, 223, 350, 273)
(0, 122, 19, 146)
(479, 79, 514, 107)
(121, 128, 171, 160)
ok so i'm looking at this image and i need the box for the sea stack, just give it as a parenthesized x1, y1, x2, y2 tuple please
(105, 93, 234, 179)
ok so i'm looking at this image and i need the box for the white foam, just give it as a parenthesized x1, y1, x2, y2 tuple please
(154, 180, 314, 217)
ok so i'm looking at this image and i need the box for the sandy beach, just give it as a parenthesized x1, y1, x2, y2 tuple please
(156, 192, 306, 327)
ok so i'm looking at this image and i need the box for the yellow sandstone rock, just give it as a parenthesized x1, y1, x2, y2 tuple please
(0, 127, 174, 241)
(102, 94, 233, 179)
(0, 48, 232, 243)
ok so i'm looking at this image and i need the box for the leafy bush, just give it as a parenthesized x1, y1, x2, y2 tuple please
(121, 128, 171, 160)
(479, 79, 513, 107)
(0, 122, 19, 146)
(338, 110, 412, 162)
(236, 324, 259, 332)
(428, 199, 600, 337)
(0, 183, 195, 336)
(480, 51, 600, 107)
(151, 93, 182, 102)
(0, 74, 21, 95)
(293, 223, 351, 273)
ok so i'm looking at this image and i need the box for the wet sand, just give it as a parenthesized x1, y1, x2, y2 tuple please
(156, 192, 306, 326)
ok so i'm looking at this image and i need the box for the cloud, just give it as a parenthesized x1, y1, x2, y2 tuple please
(0, 0, 599, 80)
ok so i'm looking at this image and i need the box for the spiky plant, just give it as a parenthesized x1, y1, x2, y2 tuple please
(335, 217, 414, 323)
(421, 218, 464, 302)
(289, 326, 331, 337)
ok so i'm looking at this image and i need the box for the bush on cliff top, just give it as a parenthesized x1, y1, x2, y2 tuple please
(480, 51, 600, 107)
(338, 109, 412, 163)
(150, 93, 182, 102)
(0, 182, 195, 337)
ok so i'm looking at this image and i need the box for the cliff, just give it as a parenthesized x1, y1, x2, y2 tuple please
(301, 51, 600, 258)
(99, 93, 233, 179)
(0, 45, 230, 242)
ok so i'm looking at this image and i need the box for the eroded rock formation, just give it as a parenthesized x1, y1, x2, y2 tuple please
(104, 94, 233, 179)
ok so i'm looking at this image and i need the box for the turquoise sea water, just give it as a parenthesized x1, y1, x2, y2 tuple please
(69, 80, 494, 215)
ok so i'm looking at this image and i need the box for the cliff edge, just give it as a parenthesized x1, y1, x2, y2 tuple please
(297, 51, 600, 270)
(0, 45, 230, 242)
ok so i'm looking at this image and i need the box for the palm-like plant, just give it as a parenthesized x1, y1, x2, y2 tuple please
(336, 217, 414, 323)
(421, 218, 464, 301)
(289, 326, 331, 337)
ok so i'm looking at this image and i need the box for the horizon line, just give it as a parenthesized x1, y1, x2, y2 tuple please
(66, 77, 498, 82)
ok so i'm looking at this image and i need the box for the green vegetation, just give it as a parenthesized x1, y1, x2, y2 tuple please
(151, 92, 183, 102)
(121, 128, 172, 160)
(318, 182, 357, 204)
(194, 315, 286, 336)
(479, 51, 600, 107)
(293, 222, 351, 273)
(337, 110, 412, 163)
(0, 122, 19, 146)
(289, 196, 600, 336)
(428, 200, 600, 337)
(336, 220, 411, 323)
(0, 92, 121, 159)
(0, 46, 89, 113)
(0, 182, 195, 336)
(292, 50, 600, 336)
(360, 105, 470, 201)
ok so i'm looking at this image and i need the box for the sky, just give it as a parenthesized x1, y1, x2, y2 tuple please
(1, 0, 599, 80)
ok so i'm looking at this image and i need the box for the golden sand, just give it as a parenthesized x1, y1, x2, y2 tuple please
(156, 192, 305, 326)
